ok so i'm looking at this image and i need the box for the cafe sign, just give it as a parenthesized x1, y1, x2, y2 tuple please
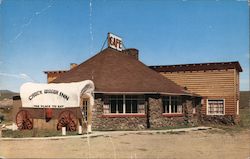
(108, 32, 123, 51)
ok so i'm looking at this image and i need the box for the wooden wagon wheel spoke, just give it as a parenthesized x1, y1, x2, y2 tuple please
(24, 119, 33, 130)
(68, 120, 77, 131)
(57, 110, 77, 131)
(16, 110, 33, 130)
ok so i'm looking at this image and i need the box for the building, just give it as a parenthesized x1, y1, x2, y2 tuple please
(44, 48, 201, 130)
(44, 49, 242, 130)
(13, 33, 242, 131)
(149, 62, 242, 124)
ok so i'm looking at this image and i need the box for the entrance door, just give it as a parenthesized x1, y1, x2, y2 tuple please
(82, 100, 88, 122)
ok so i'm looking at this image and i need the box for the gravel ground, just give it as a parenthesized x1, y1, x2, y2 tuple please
(0, 129, 250, 159)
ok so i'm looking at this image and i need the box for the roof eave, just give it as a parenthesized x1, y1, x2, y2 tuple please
(94, 91, 195, 96)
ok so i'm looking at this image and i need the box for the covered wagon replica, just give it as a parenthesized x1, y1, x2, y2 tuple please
(15, 80, 95, 133)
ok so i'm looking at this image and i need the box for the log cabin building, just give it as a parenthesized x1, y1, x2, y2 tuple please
(43, 47, 242, 130)
(149, 62, 242, 124)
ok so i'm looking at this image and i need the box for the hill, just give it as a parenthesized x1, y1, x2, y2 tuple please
(0, 90, 19, 100)
(240, 91, 250, 109)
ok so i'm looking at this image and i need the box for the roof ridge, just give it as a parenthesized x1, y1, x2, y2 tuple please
(149, 61, 240, 67)
(150, 61, 242, 72)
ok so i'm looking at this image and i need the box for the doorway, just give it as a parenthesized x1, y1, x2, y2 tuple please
(81, 99, 88, 122)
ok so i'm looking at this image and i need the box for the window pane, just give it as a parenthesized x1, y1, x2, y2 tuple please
(162, 96, 170, 113)
(177, 105, 182, 113)
(132, 100, 138, 113)
(118, 100, 123, 113)
(173, 100, 178, 113)
(171, 96, 182, 113)
(110, 100, 116, 113)
(125, 100, 132, 113)
(208, 100, 224, 115)
(171, 104, 177, 113)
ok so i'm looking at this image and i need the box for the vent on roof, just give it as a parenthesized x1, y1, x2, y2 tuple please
(70, 63, 78, 69)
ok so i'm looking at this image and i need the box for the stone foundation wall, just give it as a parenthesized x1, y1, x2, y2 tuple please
(183, 99, 200, 126)
(91, 97, 236, 130)
(201, 115, 237, 125)
(92, 99, 147, 130)
(148, 98, 186, 128)
(148, 97, 202, 128)
(93, 116, 147, 130)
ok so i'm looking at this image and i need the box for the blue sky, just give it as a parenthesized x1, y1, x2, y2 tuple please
(0, 0, 249, 92)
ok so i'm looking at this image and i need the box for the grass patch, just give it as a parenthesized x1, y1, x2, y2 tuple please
(2, 129, 80, 138)
(167, 130, 186, 135)
(205, 105, 250, 134)
(239, 107, 250, 128)
(150, 125, 191, 130)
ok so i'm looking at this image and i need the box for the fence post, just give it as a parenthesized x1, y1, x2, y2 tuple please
(62, 127, 66, 136)
(0, 126, 2, 138)
(78, 125, 82, 135)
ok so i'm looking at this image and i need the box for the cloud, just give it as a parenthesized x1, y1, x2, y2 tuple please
(0, 72, 34, 82)
(0, 0, 3, 5)
(19, 73, 34, 81)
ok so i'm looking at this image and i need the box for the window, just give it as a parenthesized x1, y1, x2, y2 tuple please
(105, 95, 145, 114)
(207, 99, 225, 115)
(109, 95, 123, 113)
(162, 96, 182, 114)
(125, 95, 138, 113)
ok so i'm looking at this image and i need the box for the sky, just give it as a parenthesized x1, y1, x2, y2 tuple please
(0, 0, 249, 92)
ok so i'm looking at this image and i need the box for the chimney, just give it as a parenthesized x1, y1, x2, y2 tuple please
(123, 48, 139, 60)
(70, 63, 78, 69)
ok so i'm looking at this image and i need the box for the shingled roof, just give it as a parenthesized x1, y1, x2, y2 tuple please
(52, 48, 190, 95)
(149, 61, 243, 72)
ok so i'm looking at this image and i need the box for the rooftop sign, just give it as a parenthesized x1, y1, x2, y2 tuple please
(108, 32, 123, 51)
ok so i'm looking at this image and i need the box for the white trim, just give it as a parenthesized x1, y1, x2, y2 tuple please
(236, 100, 239, 115)
(206, 99, 225, 115)
(123, 94, 126, 114)
(103, 113, 145, 115)
(107, 94, 143, 114)
(169, 96, 172, 113)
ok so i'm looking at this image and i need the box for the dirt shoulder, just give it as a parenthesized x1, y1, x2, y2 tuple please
(0, 129, 249, 159)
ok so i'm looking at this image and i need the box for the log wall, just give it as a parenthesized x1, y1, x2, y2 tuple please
(160, 69, 239, 116)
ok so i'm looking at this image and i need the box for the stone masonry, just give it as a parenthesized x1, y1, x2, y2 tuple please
(148, 98, 185, 128)
(148, 97, 200, 129)
(92, 99, 147, 130)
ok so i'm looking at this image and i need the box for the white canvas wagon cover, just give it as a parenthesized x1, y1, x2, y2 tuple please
(20, 80, 94, 108)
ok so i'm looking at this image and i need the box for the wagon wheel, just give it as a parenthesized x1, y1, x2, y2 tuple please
(16, 110, 33, 130)
(57, 110, 77, 131)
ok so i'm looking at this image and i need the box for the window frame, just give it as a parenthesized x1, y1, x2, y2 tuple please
(206, 99, 225, 115)
(162, 96, 183, 114)
(106, 95, 145, 114)
(109, 95, 123, 114)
